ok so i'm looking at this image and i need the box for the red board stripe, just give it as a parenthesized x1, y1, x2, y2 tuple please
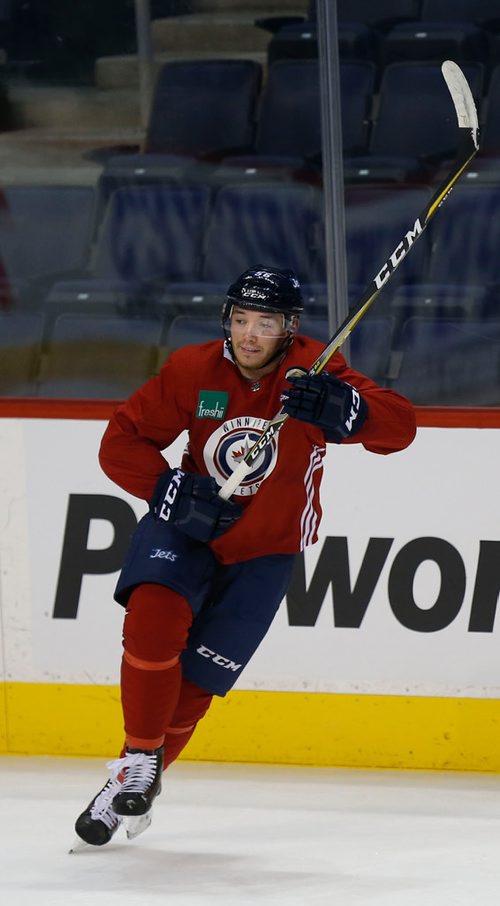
(0, 399, 500, 428)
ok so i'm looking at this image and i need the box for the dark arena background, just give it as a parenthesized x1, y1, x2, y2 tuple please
(0, 1, 500, 902)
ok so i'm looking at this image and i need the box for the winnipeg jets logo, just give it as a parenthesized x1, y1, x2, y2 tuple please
(203, 416, 279, 497)
(231, 437, 251, 462)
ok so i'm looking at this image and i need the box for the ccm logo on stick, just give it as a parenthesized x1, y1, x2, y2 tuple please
(374, 218, 423, 289)
(248, 423, 278, 463)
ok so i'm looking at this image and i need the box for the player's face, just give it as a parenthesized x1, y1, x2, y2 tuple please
(230, 307, 287, 376)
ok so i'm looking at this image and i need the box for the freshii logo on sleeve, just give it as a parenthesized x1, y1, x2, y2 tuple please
(196, 390, 228, 420)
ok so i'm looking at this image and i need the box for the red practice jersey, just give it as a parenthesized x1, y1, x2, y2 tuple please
(99, 335, 416, 564)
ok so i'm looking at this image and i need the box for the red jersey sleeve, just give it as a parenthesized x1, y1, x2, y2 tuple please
(99, 348, 195, 500)
(327, 352, 417, 454)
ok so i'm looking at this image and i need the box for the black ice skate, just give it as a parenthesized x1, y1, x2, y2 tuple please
(112, 747, 164, 817)
(74, 774, 123, 846)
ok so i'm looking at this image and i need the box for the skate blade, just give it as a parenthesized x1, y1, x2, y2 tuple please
(125, 810, 152, 840)
(68, 836, 94, 854)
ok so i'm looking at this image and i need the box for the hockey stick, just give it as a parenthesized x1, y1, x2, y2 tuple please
(218, 60, 479, 501)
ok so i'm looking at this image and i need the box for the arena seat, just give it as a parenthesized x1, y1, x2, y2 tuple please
(426, 185, 500, 287)
(299, 315, 394, 382)
(345, 62, 484, 181)
(391, 317, 500, 405)
(45, 185, 211, 311)
(419, 0, 500, 24)
(201, 182, 320, 286)
(390, 283, 490, 328)
(315, 185, 432, 296)
(38, 312, 163, 399)
(381, 21, 488, 67)
(159, 181, 320, 317)
(0, 185, 95, 308)
(336, 0, 421, 28)
(478, 65, 500, 158)
(221, 60, 375, 177)
(144, 59, 262, 158)
(91, 153, 204, 239)
(166, 314, 220, 351)
(0, 310, 44, 397)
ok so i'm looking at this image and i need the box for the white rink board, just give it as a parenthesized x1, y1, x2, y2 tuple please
(0, 418, 499, 697)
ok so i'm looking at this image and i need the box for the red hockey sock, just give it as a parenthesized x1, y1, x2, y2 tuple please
(162, 676, 213, 769)
(120, 583, 193, 750)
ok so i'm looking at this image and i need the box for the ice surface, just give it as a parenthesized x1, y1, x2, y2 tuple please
(0, 756, 499, 905)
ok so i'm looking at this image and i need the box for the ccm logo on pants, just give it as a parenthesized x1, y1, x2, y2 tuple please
(197, 645, 242, 672)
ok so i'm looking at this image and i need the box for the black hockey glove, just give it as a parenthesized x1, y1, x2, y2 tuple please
(151, 468, 242, 542)
(281, 369, 368, 442)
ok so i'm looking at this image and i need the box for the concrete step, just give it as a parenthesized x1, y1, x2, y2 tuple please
(0, 128, 115, 187)
(6, 5, 310, 135)
(96, 6, 308, 91)
(8, 85, 141, 133)
(192, 0, 308, 12)
(95, 49, 268, 90)
(151, 13, 272, 54)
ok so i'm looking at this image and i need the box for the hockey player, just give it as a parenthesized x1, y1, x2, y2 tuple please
(74, 266, 416, 846)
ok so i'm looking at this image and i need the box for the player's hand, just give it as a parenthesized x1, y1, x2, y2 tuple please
(281, 369, 367, 442)
(151, 468, 242, 542)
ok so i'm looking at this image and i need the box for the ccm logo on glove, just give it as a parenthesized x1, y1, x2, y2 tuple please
(159, 468, 184, 521)
(281, 369, 368, 443)
(152, 468, 241, 543)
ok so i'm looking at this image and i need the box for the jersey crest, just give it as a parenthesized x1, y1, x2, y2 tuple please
(203, 416, 279, 497)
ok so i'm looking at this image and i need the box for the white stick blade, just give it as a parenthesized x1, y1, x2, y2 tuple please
(441, 60, 479, 148)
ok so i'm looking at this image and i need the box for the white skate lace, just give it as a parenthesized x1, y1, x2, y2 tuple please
(89, 776, 123, 829)
(107, 751, 157, 794)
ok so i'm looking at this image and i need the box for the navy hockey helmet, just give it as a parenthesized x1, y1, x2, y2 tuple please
(222, 266, 304, 322)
